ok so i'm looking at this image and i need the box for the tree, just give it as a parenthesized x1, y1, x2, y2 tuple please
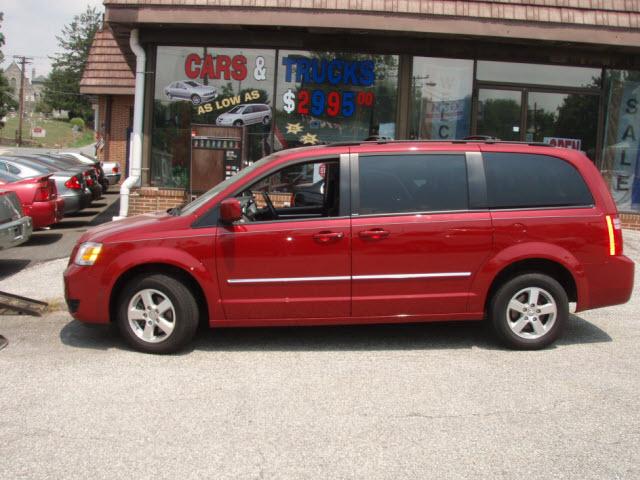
(0, 12, 18, 122)
(42, 6, 101, 122)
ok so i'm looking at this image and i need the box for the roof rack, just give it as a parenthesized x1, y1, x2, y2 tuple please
(327, 139, 554, 148)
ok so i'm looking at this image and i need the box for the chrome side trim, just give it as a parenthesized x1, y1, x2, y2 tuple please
(227, 272, 471, 284)
(353, 272, 471, 280)
(227, 276, 350, 284)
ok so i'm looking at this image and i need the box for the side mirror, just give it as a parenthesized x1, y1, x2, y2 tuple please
(220, 198, 242, 224)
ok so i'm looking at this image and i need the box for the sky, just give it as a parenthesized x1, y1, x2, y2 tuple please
(2, 0, 104, 80)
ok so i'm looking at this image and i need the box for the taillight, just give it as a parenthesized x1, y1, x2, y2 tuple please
(289, 193, 295, 207)
(605, 214, 623, 256)
(65, 176, 82, 190)
(112, 165, 119, 174)
(33, 186, 50, 202)
(86, 177, 94, 187)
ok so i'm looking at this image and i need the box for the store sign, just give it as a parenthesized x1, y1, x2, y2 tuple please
(543, 137, 582, 150)
(609, 81, 640, 210)
(280, 56, 376, 121)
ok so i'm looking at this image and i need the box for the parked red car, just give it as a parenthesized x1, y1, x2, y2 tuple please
(0, 171, 64, 229)
(65, 141, 634, 353)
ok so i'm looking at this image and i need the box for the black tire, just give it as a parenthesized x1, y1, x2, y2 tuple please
(262, 115, 270, 125)
(233, 120, 243, 127)
(117, 273, 199, 354)
(489, 273, 568, 350)
(191, 94, 202, 105)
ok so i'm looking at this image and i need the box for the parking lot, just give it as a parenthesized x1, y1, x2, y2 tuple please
(0, 217, 639, 478)
(0, 191, 119, 279)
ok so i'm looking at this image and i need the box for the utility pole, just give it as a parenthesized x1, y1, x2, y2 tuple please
(13, 56, 33, 146)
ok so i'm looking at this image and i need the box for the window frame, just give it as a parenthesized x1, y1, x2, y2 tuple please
(351, 151, 475, 217)
(481, 151, 595, 210)
(209, 153, 351, 226)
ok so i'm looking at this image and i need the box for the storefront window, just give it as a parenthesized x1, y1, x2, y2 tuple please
(274, 50, 399, 148)
(152, 46, 276, 188)
(477, 61, 600, 89)
(476, 89, 522, 141)
(602, 70, 640, 212)
(411, 57, 473, 140)
(526, 91, 599, 160)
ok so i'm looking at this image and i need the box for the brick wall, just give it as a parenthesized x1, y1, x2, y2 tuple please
(620, 213, 640, 232)
(108, 95, 133, 180)
(128, 187, 187, 216)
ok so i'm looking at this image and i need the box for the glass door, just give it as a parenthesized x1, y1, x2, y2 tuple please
(475, 88, 523, 141)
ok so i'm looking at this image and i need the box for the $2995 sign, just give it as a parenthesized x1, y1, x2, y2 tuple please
(282, 89, 375, 118)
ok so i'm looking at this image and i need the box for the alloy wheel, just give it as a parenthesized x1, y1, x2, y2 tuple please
(506, 286, 557, 340)
(127, 288, 176, 343)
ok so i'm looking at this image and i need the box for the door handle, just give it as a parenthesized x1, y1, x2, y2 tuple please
(313, 231, 344, 243)
(358, 228, 390, 240)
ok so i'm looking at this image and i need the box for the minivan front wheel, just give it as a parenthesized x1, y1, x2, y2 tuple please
(490, 273, 568, 350)
(117, 274, 199, 354)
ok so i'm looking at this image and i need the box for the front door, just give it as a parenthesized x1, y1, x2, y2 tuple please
(216, 155, 351, 321)
(350, 151, 493, 318)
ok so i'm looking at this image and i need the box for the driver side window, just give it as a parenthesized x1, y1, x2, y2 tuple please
(237, 159, 340, 222)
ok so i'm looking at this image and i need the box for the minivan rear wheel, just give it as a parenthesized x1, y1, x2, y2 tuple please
(117, 274, 199, 354)
(489, 273, 568, 350)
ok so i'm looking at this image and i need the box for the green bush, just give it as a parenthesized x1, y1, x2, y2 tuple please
(69, 117, 85, 130)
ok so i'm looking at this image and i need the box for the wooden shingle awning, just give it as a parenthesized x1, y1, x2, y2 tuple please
(80, 25, 135, 96)
(103, 0, 640, 48)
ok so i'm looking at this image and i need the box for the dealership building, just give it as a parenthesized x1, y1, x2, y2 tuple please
(81, 1, 640, 226)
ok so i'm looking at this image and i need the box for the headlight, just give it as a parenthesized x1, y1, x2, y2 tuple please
(74, 242, 103, 266)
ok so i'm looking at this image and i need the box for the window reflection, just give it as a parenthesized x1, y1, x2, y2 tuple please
(476, 89, 522, 141)
(527, 91, 598, 160)
(411, 57, 473, 140)
(477, 61, 600, 89)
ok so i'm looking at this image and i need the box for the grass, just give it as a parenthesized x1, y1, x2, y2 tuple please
(0, 114, 95, 148)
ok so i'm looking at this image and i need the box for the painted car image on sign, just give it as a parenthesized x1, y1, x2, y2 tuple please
(215, 103, 271, 126)
(164, 80, 218, 105)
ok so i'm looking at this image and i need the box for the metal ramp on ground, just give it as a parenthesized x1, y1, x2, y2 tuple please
(0, 291, 48, 316)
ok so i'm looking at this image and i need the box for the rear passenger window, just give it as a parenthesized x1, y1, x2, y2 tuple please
(358, 154, 468, 215)
(484, 153, 593, 209)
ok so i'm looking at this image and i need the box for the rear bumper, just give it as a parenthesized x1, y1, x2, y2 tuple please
(581, 256, 635, 311)
(105, 174, 121, 186)
(0, 216, 32, 250)
(61, 193, 83, 214)
(25, 200, 63, 229)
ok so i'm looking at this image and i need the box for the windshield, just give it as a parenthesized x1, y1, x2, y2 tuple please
(227, 106, 244, 114)
(179, 153, 280, 216)
(185, 81, 200, 87)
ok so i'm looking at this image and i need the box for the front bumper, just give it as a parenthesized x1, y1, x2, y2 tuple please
(64, 262, 110, 324)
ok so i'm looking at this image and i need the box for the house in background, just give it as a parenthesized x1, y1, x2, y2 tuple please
(3, 62, 42, 113)
(80, 24, 134, 180)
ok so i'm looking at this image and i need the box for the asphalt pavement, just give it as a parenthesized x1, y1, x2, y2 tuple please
(0, 231, 638, 479)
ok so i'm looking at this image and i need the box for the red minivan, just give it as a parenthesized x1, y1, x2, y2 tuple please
(64, 141, 634, 353)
